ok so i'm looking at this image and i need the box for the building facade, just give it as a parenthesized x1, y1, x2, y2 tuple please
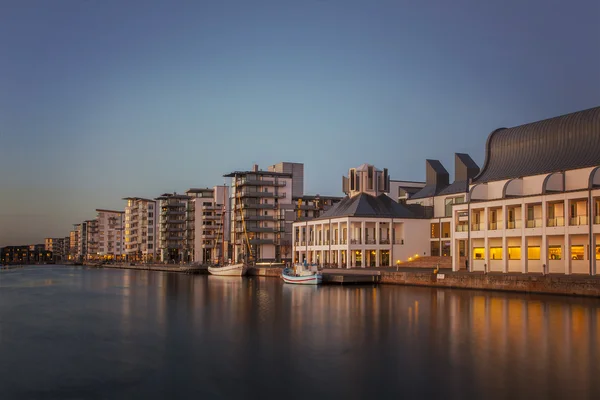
(123, 197, 157, 262)
(225, 163, 300, 264)
(293, 163, 430, 267)
(449, 106, 600, 275)
(189, 186, 230, 265)
(96, 209, 124, 261)
(155, 193, 190, 263)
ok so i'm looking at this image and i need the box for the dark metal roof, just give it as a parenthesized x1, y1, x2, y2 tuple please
(473, 106, 600, 183)
(437, 180, 469, 196)
(312, 193, 425, 220)
(409, 184, 446, 200)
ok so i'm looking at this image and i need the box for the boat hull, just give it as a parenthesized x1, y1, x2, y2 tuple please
(281, 271, 322, 285)
(208, 263, 248, 276)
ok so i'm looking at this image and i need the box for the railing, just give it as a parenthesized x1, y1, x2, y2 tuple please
(488, 222, 498, 230)
(350, 239, 361, 244)
(455, 224, 469, 232)
(379, 239, 390, 244)
(546, 217, 565, 227)
(570, 215, 588, 226)
(471, 223, 481, 231)
(596, 216, 600, 224)
(507, 220, 522, 229)
(526, 219, 543, 228)
(340, 239, 347, 245)
(365, 239, 376, 244)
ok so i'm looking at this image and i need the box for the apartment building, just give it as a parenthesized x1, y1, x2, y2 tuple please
(155, 193, 190, 263)
(294, 195, 343, 221)
(96, 209, 124, 261)
(293, 163, 430, 266)
(44, 237, 70, 262)
(69, 230, 78, 260)
(225, 162, 301, 264)
(188, 186, 230, 265)
(122, 197, 157, 262)
(85, 219, 99, 260)
(449, 106, 600, 275)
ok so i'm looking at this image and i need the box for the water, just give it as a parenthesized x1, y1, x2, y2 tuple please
(0, 266, 598, 399)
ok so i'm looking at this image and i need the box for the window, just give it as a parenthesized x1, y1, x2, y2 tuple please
(548, 245, 562, 260)
(508, 247, 521, 260)
(527, 246, 542, 260)
(147, 244, 153, 249)
(489, 247, 502, 260)
(430, 223, 440, 239)
(571, 245, 585, 260)
(473, 247, 485, 260)
(149, 212, 153, 218)
(596, 245, 600, 260)
(527, 206, 534, 221)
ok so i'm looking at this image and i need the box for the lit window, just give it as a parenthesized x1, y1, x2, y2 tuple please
(596, 245, 600, 260)
(571, 245, 585, 260)
(508, 247, 521, 260)
(527, 246, 541, 260)
(548, 246, 562, 260)
(489, 247, 502, 260)
(473, 247, 485, 260)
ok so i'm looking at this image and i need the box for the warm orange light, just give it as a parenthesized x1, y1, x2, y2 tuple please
(408, 257, 412, 261)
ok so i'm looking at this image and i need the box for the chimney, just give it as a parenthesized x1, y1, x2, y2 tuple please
(425, 160, 449, 188)
(454, 153, 480, 182)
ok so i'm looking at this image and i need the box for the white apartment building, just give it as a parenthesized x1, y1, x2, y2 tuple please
(188, 186, 230, 265)
(293, 164, 431, 267)
(123, 197, 157, 262)
(225, 162, 301, 263)
(449, 106, 600, 275)
(95, 209, 124, 260)
(155, 193, 190, 263)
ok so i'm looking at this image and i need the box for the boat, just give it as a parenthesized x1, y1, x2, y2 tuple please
(208, 262, 248, 276)
(281, 263, 322, 285)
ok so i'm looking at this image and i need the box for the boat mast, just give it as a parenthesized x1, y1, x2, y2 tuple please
(221, 184, 226, 266)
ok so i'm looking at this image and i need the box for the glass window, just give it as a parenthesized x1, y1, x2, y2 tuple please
(430, 241, 440, 256)
(596, 245, 600, 260)
(527, 246, 540, 259)
(571, 245, 585, 260)
(430, 223, 440, 239)
(548, 245, 562, 260)
(473, 247, 485, 260)
(508, 247, 521, 260)
(489, 247, 502, 260)
(441, 222, 451, 238)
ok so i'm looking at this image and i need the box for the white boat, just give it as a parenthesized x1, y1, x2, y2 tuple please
(281, 264, 322, 285)
(208, 263, 248, 276)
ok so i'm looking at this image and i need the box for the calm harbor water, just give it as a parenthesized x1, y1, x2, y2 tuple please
(0, 266, 598, 399)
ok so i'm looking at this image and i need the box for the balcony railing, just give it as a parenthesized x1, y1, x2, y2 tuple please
(546, 217, 565, 227)
(570, 215, 588, 226)
(526, 219, 543, 228)
(595, 216, 600, 224)
(379, 239, 390, 244)
(350, 239, 361, 244)
(365, 239, 376, 244)
(471, 223, 481, 231)
(507, 220, 522, 229)
(455, 224, 469, 232)
(488, 221, 502, 230)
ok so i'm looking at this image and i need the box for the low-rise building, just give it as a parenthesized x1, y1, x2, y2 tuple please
(293, 163, 431, 267)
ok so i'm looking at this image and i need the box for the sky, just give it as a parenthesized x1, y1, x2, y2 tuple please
(1, 0, 599, 246)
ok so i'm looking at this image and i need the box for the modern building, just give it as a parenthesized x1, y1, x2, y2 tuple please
(449, 106, 600, 275)
(96, 209, 125, 261)
(69, 230, 78, 260)
(405, 153, 480, 258)
(1, 245, 51, 264)
(122, 197, 157, 262)
(293, 163, 431, 267)
(155, 193, 191, 263)
(85, 219, 99, 260)
(388, 179, 426, 203)
(225, 162, 302, 264)
(293, 195, 344, 221)
(188, 186, 230, 265)
(44, 237, 69, 262)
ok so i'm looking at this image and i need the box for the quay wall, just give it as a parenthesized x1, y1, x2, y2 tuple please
(380, 272, 600, 297)
(247, 267, 283, 277)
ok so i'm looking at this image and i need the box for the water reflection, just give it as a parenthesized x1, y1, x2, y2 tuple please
(0, 266, 598, 399)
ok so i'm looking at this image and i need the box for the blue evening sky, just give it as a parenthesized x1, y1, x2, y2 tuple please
(1, 0, 599, 245)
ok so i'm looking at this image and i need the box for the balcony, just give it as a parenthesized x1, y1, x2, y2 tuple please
(526, 219, 543, 228)
(245, 227, 275, 233)
(238, 203, 276, 210)
(243, 215, 275, 221)
(249, 238, 275, 245)
(379, 239, 390, 244)
(596, 216, 600, 224)
(365, 239, 376, 244)
(507, 220, 522, 229)
(297, 204, 317, 210)
(202, 205, 220, 210)
(546, 217, 565, 227)
(570, 215, 588, 226)
(471, 223, 481, 231)
(350, 239, 362, 244)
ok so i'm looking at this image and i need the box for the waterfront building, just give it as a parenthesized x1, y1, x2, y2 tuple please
(73, 223, 85, 261)
(225, 162, 302, 264)
(293, 195, 343, 221)
(69, 230, 78, 260)
(405, 154, 480, 259)
(155, 192, 191, 263)
(187, 186, 230, 265)
(448, 106, 600, 275)
(293, 163, 431, 267)
(122, 197, 157, 262)
(85, 219, 99, 260)
(1, 245, 51, 264)
(95, 209, 125, 261)
(44, 237, 69, 262)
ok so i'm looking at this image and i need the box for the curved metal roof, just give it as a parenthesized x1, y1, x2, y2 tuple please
(473, 106, 600, 183)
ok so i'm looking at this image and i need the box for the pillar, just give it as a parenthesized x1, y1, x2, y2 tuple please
(541, 234, 548, 275)
(361, 220, 366, 245)
(337, 249, 342, 268)
(521, 204, 528, 273)
(337, 221, 341, 245)
(483, 207, 489, 273)
(502, 235, 508, 273)
(375, 221, 380, 244)
(592, 234, 597, 276)
(361, 249, 366, 268)
(564, 235, 571, 275)
(347, 220, 351, 245)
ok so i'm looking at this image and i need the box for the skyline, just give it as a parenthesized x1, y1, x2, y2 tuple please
(1, 0, 599, 246)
